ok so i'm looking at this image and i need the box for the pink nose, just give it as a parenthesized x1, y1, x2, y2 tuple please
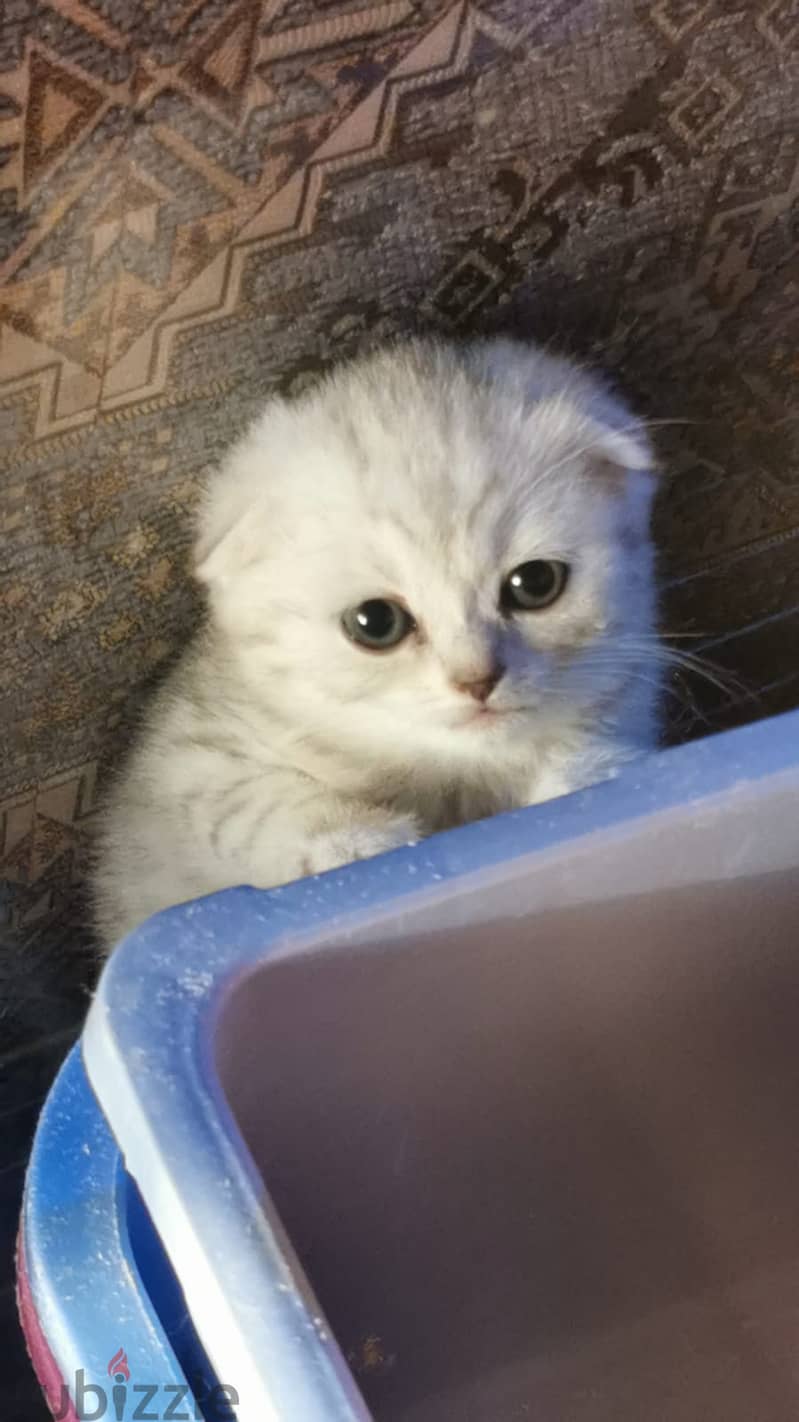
(453, 665, 505, 703)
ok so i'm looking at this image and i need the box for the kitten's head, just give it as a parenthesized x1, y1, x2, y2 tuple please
(195, 338, 658, 775)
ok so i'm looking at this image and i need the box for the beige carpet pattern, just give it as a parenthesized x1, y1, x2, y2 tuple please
(1, 0, 798, 950)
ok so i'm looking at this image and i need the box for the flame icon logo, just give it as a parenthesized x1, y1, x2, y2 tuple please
(107, 1348, 130, 1382)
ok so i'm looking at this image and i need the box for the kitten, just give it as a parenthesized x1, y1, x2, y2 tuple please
(93, 337, 660, 951)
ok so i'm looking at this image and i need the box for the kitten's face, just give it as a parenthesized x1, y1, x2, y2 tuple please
(197, 341, 657, 772)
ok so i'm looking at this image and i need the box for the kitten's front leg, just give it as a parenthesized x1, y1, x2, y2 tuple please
(521, 740, 635, 809)
(301, 804, 421, 878)
(245, 798, 422, 887)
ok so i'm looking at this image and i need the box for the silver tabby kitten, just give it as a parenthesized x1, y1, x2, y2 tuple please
(93, 337, 660, 950)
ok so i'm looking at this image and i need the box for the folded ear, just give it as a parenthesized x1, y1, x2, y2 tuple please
(468, 336, 657, 483)
(192, 414, 281, 586)
(577, 418, 659, 553)
(193, 488, 250, 587)
(582, 418, 656, 488)
(192, 470, 275, 642)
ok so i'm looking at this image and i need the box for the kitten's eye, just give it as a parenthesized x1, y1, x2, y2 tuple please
(341, 599, 415, 651)
(501, 560, 569, 613)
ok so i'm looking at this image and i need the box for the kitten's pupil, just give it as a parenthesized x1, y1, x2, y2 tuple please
(502, 560, 569, 612)
(342, 598, 414, 651)
(357, 602, 395, 639)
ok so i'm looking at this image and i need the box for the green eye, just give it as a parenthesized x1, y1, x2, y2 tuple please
(341, 599, 415, 651)
(501, 560, 569, 612)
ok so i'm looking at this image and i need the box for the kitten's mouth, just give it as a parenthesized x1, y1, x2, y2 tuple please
(460, 705, 512, 727)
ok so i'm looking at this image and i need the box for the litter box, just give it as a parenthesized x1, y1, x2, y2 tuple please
(18, 708, 799, 1422)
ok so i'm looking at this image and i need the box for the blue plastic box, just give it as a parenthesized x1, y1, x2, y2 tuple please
(20, 711, 799, 1421)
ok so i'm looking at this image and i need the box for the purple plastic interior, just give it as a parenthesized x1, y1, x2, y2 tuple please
(217, 863, 799, 1421)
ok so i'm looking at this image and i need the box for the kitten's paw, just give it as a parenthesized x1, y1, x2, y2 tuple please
(523, 742, 638, 807)
(305, 811, 421, 876)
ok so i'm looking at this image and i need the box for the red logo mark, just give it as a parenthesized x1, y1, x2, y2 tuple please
(107, 1348, 130, 1381)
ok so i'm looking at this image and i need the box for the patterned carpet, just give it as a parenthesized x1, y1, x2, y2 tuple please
(2, 1, 799, 1018)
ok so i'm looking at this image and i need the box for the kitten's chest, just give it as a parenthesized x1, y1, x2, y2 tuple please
(410, 770, 522, 835)
(389, 726, 607, 832)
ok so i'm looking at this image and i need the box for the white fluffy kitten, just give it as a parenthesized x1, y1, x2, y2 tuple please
(93, 337, 660, 949)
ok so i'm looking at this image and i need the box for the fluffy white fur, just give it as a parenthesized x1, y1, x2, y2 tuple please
(93, 337, 660, 949)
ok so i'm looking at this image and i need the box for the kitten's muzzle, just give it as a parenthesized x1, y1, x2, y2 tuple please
(452, 663, 506, 704)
